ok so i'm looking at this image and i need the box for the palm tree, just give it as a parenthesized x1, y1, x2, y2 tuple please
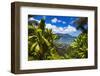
(28, 18, 59, 60)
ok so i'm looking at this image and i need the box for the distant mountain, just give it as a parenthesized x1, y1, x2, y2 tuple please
(54, 33, 76, 45)
(56, 33, 76, 38)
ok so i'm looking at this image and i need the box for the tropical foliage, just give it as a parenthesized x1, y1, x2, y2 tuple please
(28, 18, 64, 60)
(28, 17, 88, 60)
(64, 17, 88, 59)
(64, 33, 88, 59)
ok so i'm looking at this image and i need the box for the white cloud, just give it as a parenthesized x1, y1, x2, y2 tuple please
(64, 25, 76, 33)
(62, 21, 66, 24)
(58, 20, 61, 22)
(51, 18, 58, 23)
(51, 17, 67, 24)
(29, 17, 35, 21)
(45, 24, 58, 33)
(46, 23, 76, 34)
(28, 17, 40, 23)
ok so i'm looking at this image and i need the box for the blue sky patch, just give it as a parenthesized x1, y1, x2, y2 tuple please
(28, 15, 87, 37)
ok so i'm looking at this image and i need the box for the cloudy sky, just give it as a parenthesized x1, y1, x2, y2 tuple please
(28, 15, 83, 37)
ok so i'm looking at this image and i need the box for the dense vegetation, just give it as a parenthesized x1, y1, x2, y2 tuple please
(28, 17, 88, 60)
(65, 18, 88, 59)
(65, 33, 88, 59)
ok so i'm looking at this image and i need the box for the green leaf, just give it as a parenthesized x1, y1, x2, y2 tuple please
(42, 36, 51, 47)
(34, 44, 40, 52)
(30, 42, 37, 51)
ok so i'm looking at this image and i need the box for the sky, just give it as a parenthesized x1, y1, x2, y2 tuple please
(28, 15, 87, 37)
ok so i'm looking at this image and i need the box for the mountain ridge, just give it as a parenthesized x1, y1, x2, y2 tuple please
(54, 33, 76, 45)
